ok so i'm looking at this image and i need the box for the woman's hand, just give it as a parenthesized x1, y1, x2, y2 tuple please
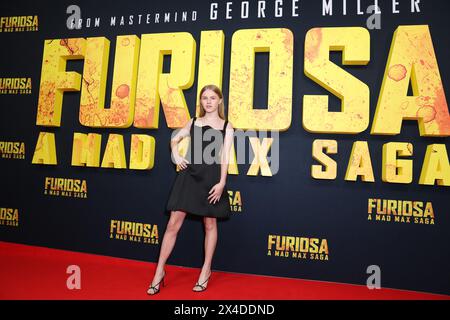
(208, 182, 225, 204)
(173, 153, 190, 170)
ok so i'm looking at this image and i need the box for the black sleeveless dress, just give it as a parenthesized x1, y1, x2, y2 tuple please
(166, 117, 231, 219)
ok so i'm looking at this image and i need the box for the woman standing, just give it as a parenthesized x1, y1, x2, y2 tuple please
(147, 84, 234, 295)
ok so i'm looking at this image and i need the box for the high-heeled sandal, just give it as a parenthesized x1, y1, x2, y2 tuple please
(147, 271, 166, 295)
(193, 272, 211, 292)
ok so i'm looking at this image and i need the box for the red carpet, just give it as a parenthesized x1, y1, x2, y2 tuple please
(0, 241, 448, 300)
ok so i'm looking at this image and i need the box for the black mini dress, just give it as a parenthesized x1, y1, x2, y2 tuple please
(166, 116, 231, 219)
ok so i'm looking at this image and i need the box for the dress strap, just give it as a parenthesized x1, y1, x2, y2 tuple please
(191, 116, 196, 129)
(222, 119, 228, 131)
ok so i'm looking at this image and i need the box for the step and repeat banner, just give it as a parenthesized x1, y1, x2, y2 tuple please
(0, 0, 449, 295)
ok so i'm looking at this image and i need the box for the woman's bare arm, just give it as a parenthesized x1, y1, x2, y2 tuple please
(219, 122, 234, 185)
(170, 118, 193, 155)
(170, 118, 193, 169)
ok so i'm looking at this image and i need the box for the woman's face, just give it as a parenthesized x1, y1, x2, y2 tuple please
(201, 89, 222, 114)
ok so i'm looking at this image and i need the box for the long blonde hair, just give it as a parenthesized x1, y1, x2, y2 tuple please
(197, 84, 226, 120)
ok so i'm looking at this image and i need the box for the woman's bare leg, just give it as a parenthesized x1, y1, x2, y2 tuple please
(193, 217, 217, 290)
(148, 210, 187, 293)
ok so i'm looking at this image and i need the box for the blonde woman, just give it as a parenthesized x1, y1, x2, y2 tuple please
(147, 84, 234, 295)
